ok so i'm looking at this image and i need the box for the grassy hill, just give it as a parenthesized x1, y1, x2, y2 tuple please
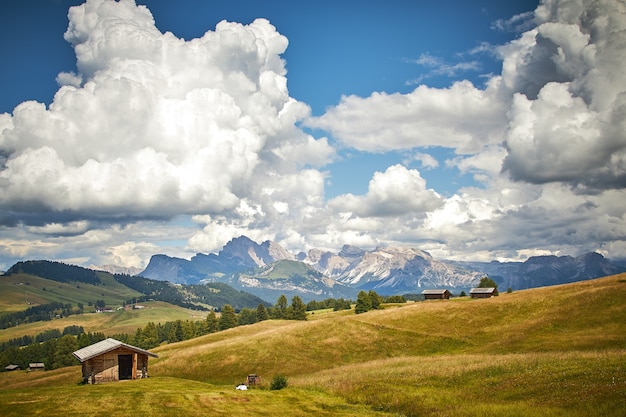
(0, 271, 208, 343)
(0, 271, 142, 313)
(0, 274, 625, 416)
(0, 301, 207, 343)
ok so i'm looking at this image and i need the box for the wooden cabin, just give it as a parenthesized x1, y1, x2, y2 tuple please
(469, 287, 497, 298)
(422, 289, 452, 300)
(28, 362, 45, 371)
(72, 338, 158, 384)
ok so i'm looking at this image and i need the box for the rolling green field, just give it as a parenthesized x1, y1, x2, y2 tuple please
(0, 271, 142, 312)
(0, 300, 207, 342)
(1, 274, 625, 416)
(0, 272, 207, 342)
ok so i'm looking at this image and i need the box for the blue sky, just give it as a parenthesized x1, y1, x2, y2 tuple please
(0, 0, 624, 270)
(0, 0, 537, 199)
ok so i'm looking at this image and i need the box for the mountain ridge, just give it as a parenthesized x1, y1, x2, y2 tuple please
(138, 236, 626, 298)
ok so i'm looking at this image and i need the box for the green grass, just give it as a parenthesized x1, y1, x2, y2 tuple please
(0, 301, 206, 343)
(0, 272, 142, 313)
(1, 274, 626, 416)
(0, 371, 395, 417)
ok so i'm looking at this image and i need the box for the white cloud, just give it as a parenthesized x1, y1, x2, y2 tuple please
(0, 0, 332, 228)
(412, 152, 439, 170)
(56, 71, 82, 87)
(492, 11, 536, 33)
(404, 53, 481, 85)
(500, 0, 626, 190)
(328, 165, 443, 218)
(1, 0, 625, 269)
(305, 79, 507, 154)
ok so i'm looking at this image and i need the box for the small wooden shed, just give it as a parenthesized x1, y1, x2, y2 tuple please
(72, 338, 158, 384)
(28, 362, 45, 371)
(422, 289, 452, 300)
(470, 287, 496, 298)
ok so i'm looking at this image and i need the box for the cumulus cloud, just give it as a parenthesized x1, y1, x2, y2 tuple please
(328, 165, 443, 218)
(501, 0, 626, 190)
(303, 0, 626, 262)
(0, 0, 332, 230)
(305, 79, 507, 154)
(1, 0, 625, 268)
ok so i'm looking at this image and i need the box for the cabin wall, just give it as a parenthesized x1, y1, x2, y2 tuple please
(81, 347, 150, 384)
(470, 293, 493, 298)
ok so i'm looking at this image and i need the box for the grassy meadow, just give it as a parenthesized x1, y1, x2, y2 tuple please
(1, 274, 625, 416)
(0, 271, 208, 342)
(0, 271, 142, 312)
(0, 300, 207, 343)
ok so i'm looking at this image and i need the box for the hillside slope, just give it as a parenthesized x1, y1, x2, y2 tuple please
(151, 273, 626, 384)
(0, 274, 625, 417)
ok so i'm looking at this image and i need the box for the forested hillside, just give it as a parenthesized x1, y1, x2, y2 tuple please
(4, 261, 101, 285)
(1, 261, 270, 331)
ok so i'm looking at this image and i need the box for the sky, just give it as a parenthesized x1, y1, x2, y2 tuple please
(0, 0, 625, 271)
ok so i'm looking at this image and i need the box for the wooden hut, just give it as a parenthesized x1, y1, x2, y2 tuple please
(72, 338, 158, 384)
(422, 289, 452, 300)
(28, 362, 45, 371)
(469, 287, 496, 298)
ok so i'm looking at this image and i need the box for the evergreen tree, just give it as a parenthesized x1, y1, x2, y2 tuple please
(256, 304, 270, 322)
(194, 318, 209, 336)
(333, 298, 351, 311)
(289, 296, 307, 320)
(238, 308, 257, 325)
(218, 304, 238, 331)
(206, 310, 218, 333)
(53, 335, 79, 369)
(478, 277, 499, 296)
(77, 332, 92, 348)
(140, 322, 159, 348)
(368, 290, 383, 310)
(355, 291, 372, 314)
(272, 295, 288, 319)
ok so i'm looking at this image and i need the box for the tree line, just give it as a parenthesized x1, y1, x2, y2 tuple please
(0, 327, 107, 371)
(0, 302, 81, 329)
(0, 292, 405, 371)
(4, 261, 101, 285)
(0, 294, 309, 370)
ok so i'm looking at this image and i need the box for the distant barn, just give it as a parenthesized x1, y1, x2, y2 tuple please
(28, 362, 45, 371)
(73, 338, 158, 384)
(470, 287, 496, 298)
(422, 289, 452, 300)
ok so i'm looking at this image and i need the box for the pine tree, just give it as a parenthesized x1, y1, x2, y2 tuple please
(238, 308, 257, 325)
(355, 291, 372, 314)
(256, 304, 270, 322)
(272, 295, 288, 319)
(368, 290, 383, 309)
(206, 310, 218, 333)
(289, 296, 307, 320)
(478, 277, 499, 296)
(52, 335, 79, 369)
(218, 304, 238, 331)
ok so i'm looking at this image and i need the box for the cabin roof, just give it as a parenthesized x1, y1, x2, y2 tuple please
(421, 289, 451, 295)
(470, 287, 496, 294)
(72, 338, 158, 362)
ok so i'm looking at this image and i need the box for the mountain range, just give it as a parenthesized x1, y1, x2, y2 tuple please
(137, 236, 626, 301)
